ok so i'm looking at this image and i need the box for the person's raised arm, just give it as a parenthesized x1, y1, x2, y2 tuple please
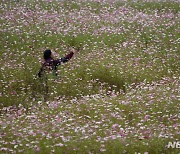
(55, 47, 76, 65)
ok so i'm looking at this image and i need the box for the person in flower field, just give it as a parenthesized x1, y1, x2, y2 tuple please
(38, 47, 76, 77)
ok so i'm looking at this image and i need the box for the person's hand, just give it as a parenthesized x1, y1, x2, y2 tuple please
(69, 47, 77, 53)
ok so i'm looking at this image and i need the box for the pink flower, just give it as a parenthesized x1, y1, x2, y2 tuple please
(53, 133, 60, 137)
(29, 130, 36, 136)
(17, 110, 22, 116)
(48, 102, 58, 109)
(118, 128, 126, 137)
(144, 115, 150, 121)
(35, 147, 40, 152)
(111, 135, 117, 140)
(112, 124, 119, 130)
(10, 91, 17, 95)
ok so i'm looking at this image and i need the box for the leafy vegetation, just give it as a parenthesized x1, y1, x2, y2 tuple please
(0, 0, 179, 153)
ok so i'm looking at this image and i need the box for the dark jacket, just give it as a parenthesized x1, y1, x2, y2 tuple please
(38, 52, 74, 77)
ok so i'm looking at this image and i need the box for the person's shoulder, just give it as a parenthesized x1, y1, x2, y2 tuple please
(46, 58, 54, 62)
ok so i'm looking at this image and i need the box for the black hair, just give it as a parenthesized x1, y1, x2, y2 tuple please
(44, 49, 52, 60)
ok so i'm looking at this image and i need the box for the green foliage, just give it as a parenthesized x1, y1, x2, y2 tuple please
(130, 1, 180, 13)
(115, 1, 180, 13)
(0, 0, 179, 153)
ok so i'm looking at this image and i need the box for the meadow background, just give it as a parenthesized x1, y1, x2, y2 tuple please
(0, 0, 179, 153)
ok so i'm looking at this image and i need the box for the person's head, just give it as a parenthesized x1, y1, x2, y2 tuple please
(44, 49, 52, 60)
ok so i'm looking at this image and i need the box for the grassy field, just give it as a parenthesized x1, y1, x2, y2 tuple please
(0, 0, 179, 153)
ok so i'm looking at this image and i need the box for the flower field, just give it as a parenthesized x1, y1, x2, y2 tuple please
(0, 0, 179, 153)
